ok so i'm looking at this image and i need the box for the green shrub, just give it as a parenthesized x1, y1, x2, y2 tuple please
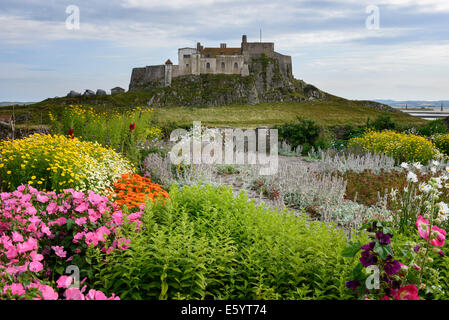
(370, 114, 397, 132)
(92, 184, 365, 300)
(50, 105, 161, 165)
(417, 119, 448, 137)
(276, 117, 332, 154)
(433, 134, 449, 156)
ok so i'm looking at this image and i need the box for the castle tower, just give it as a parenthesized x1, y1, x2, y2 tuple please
(165, 59, 173, 86)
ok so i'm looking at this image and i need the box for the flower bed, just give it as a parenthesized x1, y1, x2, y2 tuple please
(348, 130, 439, 164)
(0, 185, 144, 300)
(0, 133, 133, 195)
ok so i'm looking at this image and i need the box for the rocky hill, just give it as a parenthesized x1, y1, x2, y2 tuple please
(126, 54, 392, 111)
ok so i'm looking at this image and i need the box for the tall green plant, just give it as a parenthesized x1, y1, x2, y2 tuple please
(92, 184, 365, 300)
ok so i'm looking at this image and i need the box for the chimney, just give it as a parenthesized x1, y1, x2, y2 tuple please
(197, 42, 202, 52)
(220, 43, 227, 49)
(242, 35, 247, 44)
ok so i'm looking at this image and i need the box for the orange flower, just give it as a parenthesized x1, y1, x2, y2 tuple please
(109, 173, 169, 211)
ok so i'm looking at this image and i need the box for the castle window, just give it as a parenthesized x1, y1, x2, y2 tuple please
(183, 54, 191, 59)
(206, 62, 211, 69)
(186, 64, 189, 68)
(221, 62, 225, 69)
(234, 62, 238, 69)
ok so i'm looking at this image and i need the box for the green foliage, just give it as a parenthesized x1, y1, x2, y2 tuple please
(276, 117, 332, 154)
(92, 184, 363, 300)
(433, 134, 449, 156)
(417, 119, 448, 137)
(370, 114, 398, 132)
(50, 105, 161, 165)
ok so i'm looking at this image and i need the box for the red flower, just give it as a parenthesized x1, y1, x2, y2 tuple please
(68, 128, 75, 139)
(394, 285, 420, 300)
(129, 123, 135, 132)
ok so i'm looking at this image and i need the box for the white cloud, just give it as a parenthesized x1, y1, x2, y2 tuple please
(0, 14, 193, 48)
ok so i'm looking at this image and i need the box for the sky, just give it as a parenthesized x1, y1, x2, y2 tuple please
(0, 0, 448, 102)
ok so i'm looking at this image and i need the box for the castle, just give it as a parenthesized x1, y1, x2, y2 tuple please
(129, 35, 293, 89)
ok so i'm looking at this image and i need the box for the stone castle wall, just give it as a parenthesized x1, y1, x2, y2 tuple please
(129, 35, 292, 90)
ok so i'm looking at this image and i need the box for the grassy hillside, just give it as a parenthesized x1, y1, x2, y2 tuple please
(0, 90, 426, 129)
(151, 99, 427, 129)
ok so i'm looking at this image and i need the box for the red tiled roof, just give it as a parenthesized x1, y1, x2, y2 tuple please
(165, 59, 173, 65)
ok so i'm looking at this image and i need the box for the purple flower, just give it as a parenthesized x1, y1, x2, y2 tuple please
(360, 250, 377, 267)
(413, 244, 421, 253)
(346, 280, 362, 291)
(384, 258, 401, 275)
(439, 250, 445, 258)
(360, 242, 376, 251)
(376, 232, 392, 245)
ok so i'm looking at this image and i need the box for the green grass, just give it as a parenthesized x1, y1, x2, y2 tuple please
(2, 91, 426, 129)
(151, 99, 427, 129)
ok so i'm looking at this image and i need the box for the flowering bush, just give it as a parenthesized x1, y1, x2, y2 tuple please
(0, 133, 133, 195)
(433, 134, 449, 156)
(109, 173, 169, 211)
(50, 105, 161, 165)
(343, 221, 420, 300)
(344, 162, 449, 300)
(0, 185, 144, 300)
(348, 130, 440, 164)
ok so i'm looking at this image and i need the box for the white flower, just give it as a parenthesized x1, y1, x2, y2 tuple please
(431, 167, 437, 174)
(439, 202, 449, 221)
(407, 171, 418, 183)
(419, 183, 432, 193)
(433, 160, 440, 166)
(390, 189, 398, 198)
(401, 162, 409, 169)
(413, 162, 423, 170)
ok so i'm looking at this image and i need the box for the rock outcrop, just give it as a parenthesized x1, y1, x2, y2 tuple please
(66, 90, 81, 98)
(128, 56, 327, 107)
(83, 90, 96, 97)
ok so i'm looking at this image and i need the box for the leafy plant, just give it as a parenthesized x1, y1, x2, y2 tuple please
(92, 184, 364, 300)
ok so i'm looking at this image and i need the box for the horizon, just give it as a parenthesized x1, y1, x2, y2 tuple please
(1, 0, 449, 102)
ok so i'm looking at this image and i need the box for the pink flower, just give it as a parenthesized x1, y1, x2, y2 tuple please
(30, 251, 44, 262)
(416, 216, 430, 240)
(51, 245, 67, 258)
(394, 285, 420, 300)
(25, 206, 37, 215)
(64, 288, 85, 300)
(36, 194, 49, 203)
(95, 226, 111, 242)
(46, 202, 58, 214)
(4, 283, 26, 296)
(29, 261, 43, 273)
(75, 217, 87, 226)
(12, 231, 24, 242)
(430, 226, 446, 247)
(56, 276, 73, 289)
(29, 283, 58, 300)
(86, 289, 108, 300)
(75, 202, 89, 213)
(17, 237, 38, 253)
(84, 232, 99, 246)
